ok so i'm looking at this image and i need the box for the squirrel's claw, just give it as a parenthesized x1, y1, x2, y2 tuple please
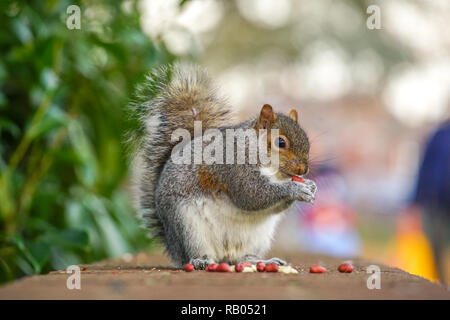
(263, 257, 287, 266)
(189, 257, 214, 270)
(242, 256, 287, 266)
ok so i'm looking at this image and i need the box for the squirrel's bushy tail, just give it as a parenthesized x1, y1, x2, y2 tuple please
(129, 63, 233, 238)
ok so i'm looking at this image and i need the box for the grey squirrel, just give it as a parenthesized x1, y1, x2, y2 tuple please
(130, 63, 317, 269)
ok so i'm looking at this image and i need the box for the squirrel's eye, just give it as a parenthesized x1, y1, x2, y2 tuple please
(276, 137, 286, 148)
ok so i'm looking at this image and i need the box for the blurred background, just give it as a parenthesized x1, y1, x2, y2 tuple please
(1, 0, 449, 285)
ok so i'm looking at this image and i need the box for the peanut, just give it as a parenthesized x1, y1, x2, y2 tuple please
(309, 265, 327, 273)
(256, 262, 266, 272)
(234, 263, 244, 273)
(216, 263, 232, 272)
(206, 263, 218, 272)
(184, 264, 194, 272)
(265, 263, 279, 272)
(338, 263, 354, 273)
(292, 176, 306, 183)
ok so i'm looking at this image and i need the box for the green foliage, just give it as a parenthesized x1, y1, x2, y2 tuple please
(0, 0, 176, 283)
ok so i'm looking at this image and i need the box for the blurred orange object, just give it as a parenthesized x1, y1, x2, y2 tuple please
(391, 207, 438, 282)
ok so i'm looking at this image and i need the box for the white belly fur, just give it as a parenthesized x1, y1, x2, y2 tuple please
(180, 197, 286, 263)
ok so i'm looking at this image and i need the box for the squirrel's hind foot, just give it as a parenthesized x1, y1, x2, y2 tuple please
(243, 255, 287, 266)
(189, 257, 214, 270)
(263, 257, 287, 265)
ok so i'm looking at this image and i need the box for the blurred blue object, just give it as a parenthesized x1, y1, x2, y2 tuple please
(412, 120, 450, 285)
(413, 120, 450, 212)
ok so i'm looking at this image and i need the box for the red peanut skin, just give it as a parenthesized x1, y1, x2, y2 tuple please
(338, 263, 354, 273)
(206, 263, 219, 272)
(265, 264, 279, 272)
(234, 264, 244, 273)
(256, 262, 266, 272)
(309, 265, 327, 273)
(184, 264, 195, 272)
(292, 176, 305, 183)
(241, 262, 252, 268)
(216, 263, 232, 272)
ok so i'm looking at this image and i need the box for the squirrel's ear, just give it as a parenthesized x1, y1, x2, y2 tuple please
(256, 104, 277, 129)
(288, 109, 298, 123)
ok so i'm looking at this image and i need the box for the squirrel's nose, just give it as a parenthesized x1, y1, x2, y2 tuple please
(296, 163, 308, 175)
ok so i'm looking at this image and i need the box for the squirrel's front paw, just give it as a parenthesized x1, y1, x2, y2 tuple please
(304, 178, 317, 194)
(292, 179, 317, 203)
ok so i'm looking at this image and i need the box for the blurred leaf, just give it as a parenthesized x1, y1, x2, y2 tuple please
(0, 0, 173, 284)
(27, 106, 67, 140)
(23, 240, 51, 271)
(40, 229, 89, 250)
(50, 247, 81, 270)
(0, 92, 7, 108)
(40, 68, 59, 90)
(0, 258, 14, 282)
(83, 194, 130, 257)
(0, 118, 20, 137)
(67, 119, 98, 187)
(11, 18, 33, 44)
(16, 256, 34, 276)
(10, 235, 47, 274)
